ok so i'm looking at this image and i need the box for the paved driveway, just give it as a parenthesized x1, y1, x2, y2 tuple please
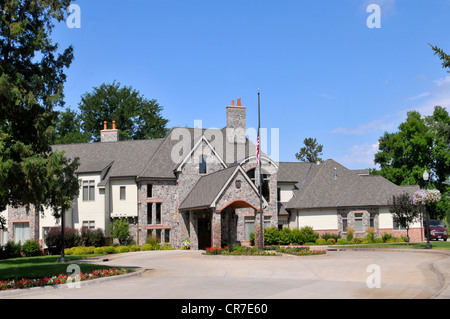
(3, 248, 450, 300)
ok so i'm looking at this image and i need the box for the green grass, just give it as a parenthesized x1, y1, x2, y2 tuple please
(335, 241, 450, 250)
(0, 255, 114, 281)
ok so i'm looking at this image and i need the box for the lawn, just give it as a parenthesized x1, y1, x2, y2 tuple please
(335, 241, 450, 250)
(0, 255, 116, 281)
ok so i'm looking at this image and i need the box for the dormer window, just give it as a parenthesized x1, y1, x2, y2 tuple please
(199, 155, 207, 174)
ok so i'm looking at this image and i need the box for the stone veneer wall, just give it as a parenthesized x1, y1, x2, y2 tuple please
(337, 208, 379, 237)
(7, 206, 39, 243)
(137, 139, 227, 248)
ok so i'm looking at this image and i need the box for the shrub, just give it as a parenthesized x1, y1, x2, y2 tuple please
(1, 241, 22, 259)
(142, 243, 153, 251)
(337, 238, 348, 245)
(366, 227, 376, 243)
(79, 227, 105, 247)
(279, 228, 292, 245)
(72, 246, 86, 255)
(264, 227, 281, 245)
(395, 237, 405, 243)
(381, 232, 393, 243)
(321, 232, 340, 241)
(94, 247, 105, 255)
(145, 237, 161, 250)
(300, 226, 318, 243)
(102, 246, 117, 254)
(346, 226, 354, 242)
(374, 237, 384, 244)
(291, 228, 306, 245)
(64, 248, 74, 255)
(129, 244, 141, 252)
(117, 246, 130, 253)
(44, 226, 79, 255)
(316, 238, 327, 245)
(161, 243, 174, 250)
(22, 240, 41, 257)
(352, 237, 363, 244)
(326, 238, 336, 245)
(110, 218, 131, 245)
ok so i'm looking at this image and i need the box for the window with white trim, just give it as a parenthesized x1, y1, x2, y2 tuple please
(82, 180, 95, 201)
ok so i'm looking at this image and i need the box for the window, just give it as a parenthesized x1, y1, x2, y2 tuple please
(354, 213, 363, 232)
(342, 214, 348, 232)
(370, 213, 376, 228)
(164, 229, 170, 243)
(247, 168, 270, 202)
(147, 183, 153, 198)
(264, 216, 271, 228)
(120, 186, 126, 200)
(199, 155, 207, 174)
(0, 228, 8, 246)
(244, 216, 255, 241)
(156, 203, 161, 224)
(393, 218, 406, 230)
(147, 203, 153, 225)
(82, 221, 95, 229)
(82, 180, 95, 201)
(14, 222, 29, 244)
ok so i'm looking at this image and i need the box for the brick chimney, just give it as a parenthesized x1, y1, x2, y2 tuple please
(100, 121, 119, 142)
(226, 98, 246, 144)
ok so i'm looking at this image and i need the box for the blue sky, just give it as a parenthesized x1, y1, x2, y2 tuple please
(52, 0, 450, 169)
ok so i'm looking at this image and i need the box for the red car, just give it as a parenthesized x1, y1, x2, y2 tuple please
(424, 220, 448, 241)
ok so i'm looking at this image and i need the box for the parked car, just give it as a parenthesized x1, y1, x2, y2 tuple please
(424, 220, 448, 241)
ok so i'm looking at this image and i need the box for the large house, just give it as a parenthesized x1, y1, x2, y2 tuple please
(0, 100, 424, 250)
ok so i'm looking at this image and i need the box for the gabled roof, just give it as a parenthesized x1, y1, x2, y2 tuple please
(179, 165, 266, 211)
(284, 159, 419, 210)
(52, 126, 265, 182)
(52, 138, 164, 184)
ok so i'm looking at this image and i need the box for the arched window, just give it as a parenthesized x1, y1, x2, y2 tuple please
(247, 168, 270, 202)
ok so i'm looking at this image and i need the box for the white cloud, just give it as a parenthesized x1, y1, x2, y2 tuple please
(406, 75, 450, 116)
(330, 118, 396, 135)
(335, 142, 380, 169)
(408, 92, 431, 101)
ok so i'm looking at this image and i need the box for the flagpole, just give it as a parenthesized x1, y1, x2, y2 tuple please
(257, 89, 264, 250)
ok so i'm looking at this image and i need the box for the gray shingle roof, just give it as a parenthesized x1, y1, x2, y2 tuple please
(52, 138, 164, 184)
(284, 159, 419, 210)
(179, 166, 238, 210)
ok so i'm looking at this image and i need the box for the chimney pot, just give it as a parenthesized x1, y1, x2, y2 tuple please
(231, 100, 234, 106)
(112, 120, 116, 130)
(103, 121, 107, 130)
(237, 98, 241, 106)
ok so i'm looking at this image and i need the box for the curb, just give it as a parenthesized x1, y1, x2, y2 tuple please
(0, 266, 146, 298)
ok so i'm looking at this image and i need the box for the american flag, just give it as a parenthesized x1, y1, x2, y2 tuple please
(256, 131, 260, 164)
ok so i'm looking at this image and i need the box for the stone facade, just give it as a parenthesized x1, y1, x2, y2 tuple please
(7, 206, 39, 244)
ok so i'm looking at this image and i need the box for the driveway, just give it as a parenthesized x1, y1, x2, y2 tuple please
(2, 248, 449, 300)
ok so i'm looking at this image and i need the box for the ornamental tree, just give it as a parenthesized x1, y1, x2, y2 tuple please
(389, 193, 424, 242)
(0, 0, 80, 222)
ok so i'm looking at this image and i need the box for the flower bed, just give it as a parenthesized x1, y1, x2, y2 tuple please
(0, 268, 131, 291)
(204, 245, 326, 256)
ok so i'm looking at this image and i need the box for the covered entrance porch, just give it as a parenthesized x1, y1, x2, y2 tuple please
(179, 165, 267, 250)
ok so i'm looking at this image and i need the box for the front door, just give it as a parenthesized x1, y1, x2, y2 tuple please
(198, 215, 211, 249)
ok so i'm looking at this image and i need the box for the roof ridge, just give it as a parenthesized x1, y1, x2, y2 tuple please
(137, 127, 175, 179)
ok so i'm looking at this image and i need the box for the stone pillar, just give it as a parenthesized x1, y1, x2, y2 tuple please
(254, 209, 263, 249)
(212, 211, 221, 247)
(189, 211, 198, 250)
